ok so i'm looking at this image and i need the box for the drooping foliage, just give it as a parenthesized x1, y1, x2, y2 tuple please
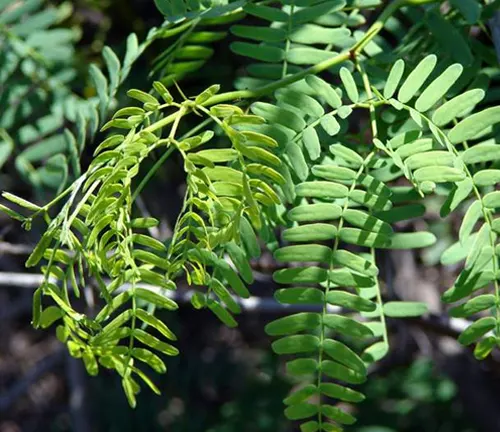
(2, 0, 500, 429)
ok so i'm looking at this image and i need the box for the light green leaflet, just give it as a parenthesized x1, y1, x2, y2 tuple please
(432, 89, 484, 126)
(415, 64, 463, 112)
(384, 59, 405, 99)
(397, 54, 437, 103)
(339, 67, 359, 103)
(448, 107, 500, 144)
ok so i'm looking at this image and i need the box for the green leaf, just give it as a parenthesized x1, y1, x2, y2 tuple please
(312, 165, 356, 182)
(388, 130, 422, 150)
(239, 217, 260, 258)
(265, 312, 320, 336)
(460, 201, 482, 244)
(195, 85, 220, 105)
(131, 348, 166, 374)
(135, 309, 177, 341)
(474, 335, 496, 360)
(195, 149, 238, 162)
(483, 191, 500, 209)
(329, 143, 363, 167)
(321, 360, 366, 384)
(343, 209, 393, 236)
(286, 142, 309, 181)
(306, 75, 342, 109)
(288, 203, 342, 222)
(326, 291, 376, 312)
(292, 0, 346, 24)
(276, 88, 324, 119)
(448, 107, 500, 145)
(90, 64, 109, 119)
(338, 228, 390, 248)
(458, 317, 496, 345)
(415, 64, 463, 112)
(300, 421, 319, 432)
(284, 385, 318, 407)
(449, 294, 496, 318)
(319, 382, 364, 403)
(362, 341, 389, 363)
(441, 178, 473, 217)
(243, 3, 289, 22)
(397, 54, 437, 103)
(303, 127, 321, 160)
(296, 181, 349, 198)
(103, 46, 121, 92)
(442, 269, 494, 303)
(207, 299, 238, 327)
(323, 315, 374, 338)
(413, 166, 465, 183)
(121, 377, 137, 408)
(283, 223, 337, 242)
(274, 245, 331, 263)
(329, 269, 374, 288)
(432, 89, 485, 127)
(231, 25, 286, 42)
(247, 163, 285, 184)
(384, 232, 437, 249)
(396, 138, 434, 159)
(241, 145, 281, 167)
(274, 266, 328, 284)
(134, 328, 179, 356)
(462, 144, 500, 164)
(190, 292, 206, 309)
(251, 102, 306, 132)
(321, 404, 356, 425)
(216, 260, 250, 298)
(272, 334, 320, 354)
(0, 204, 25, 222)
(26, 230, 55, 267)
(322, 339, 366, 374)
(275, 287, 324, 305)
(231, 42, 285, 62)
(135, 288, 178, 310)
(286, 358, 318, 376)
(154, 0, 174, 15)
(340, 67, 359, 103)
(375, 204, 426, 224)
(332, 250, 378, 277)
(241, 130, 279, 148)
(127, 89, 159, 105)
(226, 242, 254, 284)
(284, 403, 318, 421)
(384, 59, 405, 99)
(3, 192, 41, 211)
(383, 301, 428, 317)
(82, 350, 98, 376)
(320, 114, 341, 136)
(39, 306, 64, 329)
(473, 169, 500, 187)
(153, 81, 173, 104)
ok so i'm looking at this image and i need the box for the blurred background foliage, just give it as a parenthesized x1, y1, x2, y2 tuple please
(0, 0, 497, 431)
